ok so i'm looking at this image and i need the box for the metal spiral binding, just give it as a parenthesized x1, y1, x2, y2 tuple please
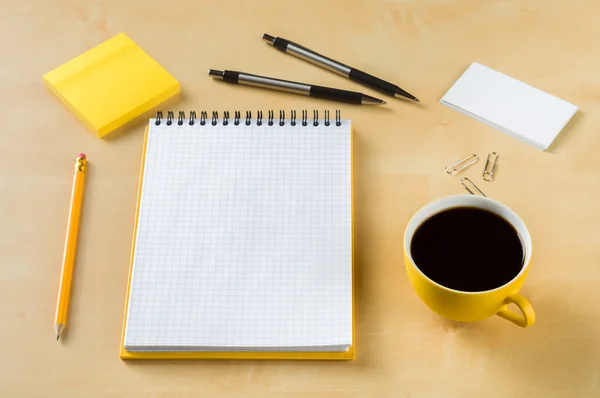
(223, 111, 229, 126)
(268, 110, 274, 126)
(153, 110, 343, 127)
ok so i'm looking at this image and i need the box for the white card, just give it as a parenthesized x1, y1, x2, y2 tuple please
(440, 62, 578, 150)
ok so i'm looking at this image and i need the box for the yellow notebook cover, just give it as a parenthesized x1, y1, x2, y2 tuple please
(119, 119, 355, 360)
(43, 33, 180, 138)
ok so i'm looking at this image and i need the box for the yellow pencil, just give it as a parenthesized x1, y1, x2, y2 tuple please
(55, 153, 87, 341)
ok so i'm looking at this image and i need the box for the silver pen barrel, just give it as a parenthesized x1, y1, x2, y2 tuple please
(238, 72, 311, 95)
(285, 42, 351, 77)
(209, 69, 310, 96)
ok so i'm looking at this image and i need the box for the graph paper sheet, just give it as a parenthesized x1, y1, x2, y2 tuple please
(123, 117, 353, 352)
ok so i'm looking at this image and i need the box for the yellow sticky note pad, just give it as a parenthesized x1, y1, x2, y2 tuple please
(43, 33, 180, 137)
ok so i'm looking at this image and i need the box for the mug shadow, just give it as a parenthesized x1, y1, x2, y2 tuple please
(441, 285, 600, 393)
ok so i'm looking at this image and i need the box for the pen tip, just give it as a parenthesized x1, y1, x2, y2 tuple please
(262, 33, 275, 44)
(208, 69, 224, 78)
(394, 89, 419, 102)
(361, 94, 386, 105)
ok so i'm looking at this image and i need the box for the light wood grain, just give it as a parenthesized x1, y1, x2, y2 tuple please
(2, 0, 600, 397)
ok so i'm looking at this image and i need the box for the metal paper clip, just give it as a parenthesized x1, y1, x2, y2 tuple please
(460, 177, 487, 197)
(445, 154, 479, 175)
(482, 152, 498, 182)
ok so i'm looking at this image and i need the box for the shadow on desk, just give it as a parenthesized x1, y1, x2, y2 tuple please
(101, 92, 183, 141)
(440, 280, 600, 392)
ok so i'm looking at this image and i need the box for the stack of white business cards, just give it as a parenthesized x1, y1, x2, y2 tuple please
(440, 62, 578, 150)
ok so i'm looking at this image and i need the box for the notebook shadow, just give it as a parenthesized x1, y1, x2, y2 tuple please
(348, 127, 373, 368)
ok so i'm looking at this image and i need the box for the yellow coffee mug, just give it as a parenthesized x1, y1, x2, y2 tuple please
(403, 195, 535, 327)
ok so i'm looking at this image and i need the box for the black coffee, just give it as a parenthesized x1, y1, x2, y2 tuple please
(410, 206, 524, 292)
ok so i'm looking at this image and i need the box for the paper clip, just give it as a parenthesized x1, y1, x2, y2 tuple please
(445, 154, 479, 175)
(460, 177, 487, 197)
(482, 152, 498, 182)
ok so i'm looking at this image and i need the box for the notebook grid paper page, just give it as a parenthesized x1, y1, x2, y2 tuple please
(123, 117, 353, 352)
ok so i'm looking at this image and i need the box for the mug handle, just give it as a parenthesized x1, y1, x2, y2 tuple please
(496, 293, 535, 327)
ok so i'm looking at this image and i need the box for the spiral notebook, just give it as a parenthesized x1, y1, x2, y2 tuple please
(120, 110, 355, 360)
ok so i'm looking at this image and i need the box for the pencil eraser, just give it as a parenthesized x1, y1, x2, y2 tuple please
(78, 153, 86, 159)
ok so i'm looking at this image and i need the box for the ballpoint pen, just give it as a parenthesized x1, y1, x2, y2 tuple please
(208, 69, 386, 105)
(262, 33, 419, 102)
(55, 153, 87, 341)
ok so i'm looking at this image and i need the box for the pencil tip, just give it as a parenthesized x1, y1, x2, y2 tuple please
(55, 323, 64, 341)
(414, 98, 420, 102)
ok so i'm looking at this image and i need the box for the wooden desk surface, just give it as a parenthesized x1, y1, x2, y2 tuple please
(3, 0, 600, 396)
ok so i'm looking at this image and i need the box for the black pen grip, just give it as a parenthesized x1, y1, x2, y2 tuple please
(310, 85, 363, 104)
(349, 69, 397, 95)
(272, 37, 290, 52)
(223, 70, 239, 83)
